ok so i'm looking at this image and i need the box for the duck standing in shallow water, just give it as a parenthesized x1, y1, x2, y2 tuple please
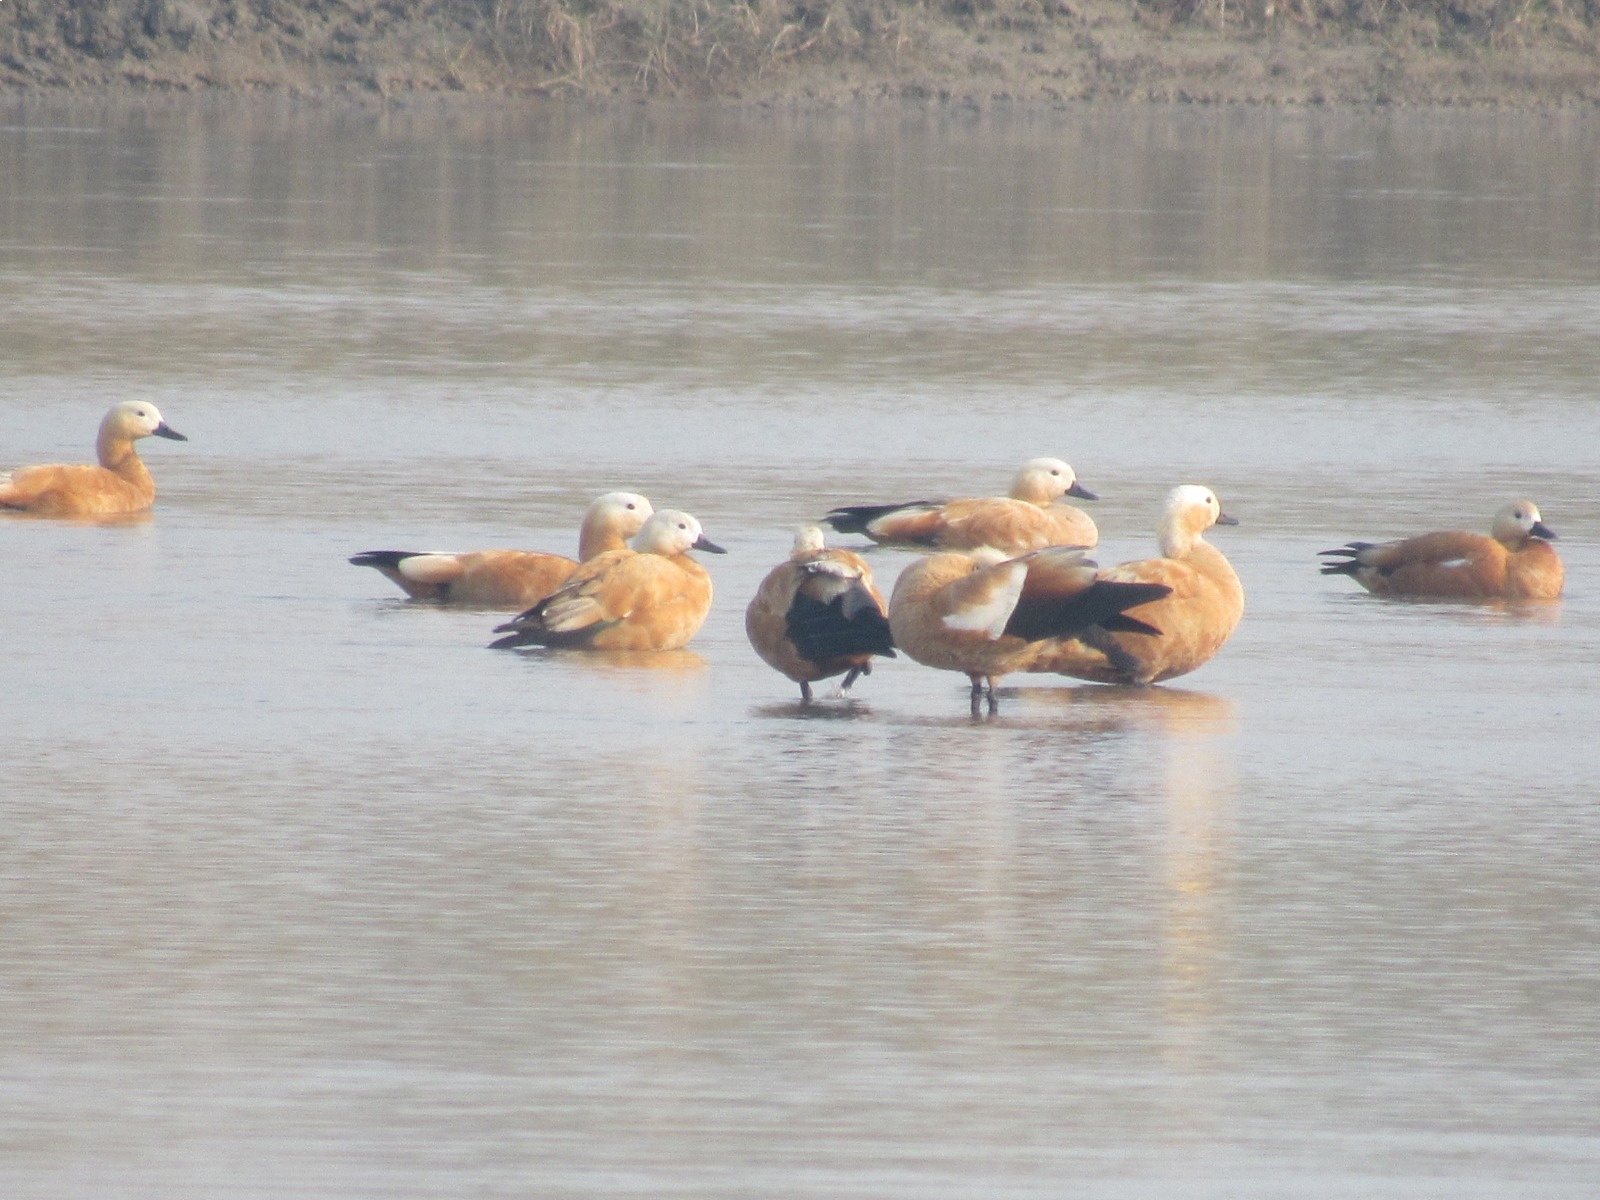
(1, 401, 187, 516)
(746, 526, 896, 702)
(1029, 485, 1243, 686)
(888, 543, 1171, 715)
(490, 510, 726, 652)
(1318, 499, 1563, 601)
(823, 456, 1100, 555)
(349, 492, 654, 608)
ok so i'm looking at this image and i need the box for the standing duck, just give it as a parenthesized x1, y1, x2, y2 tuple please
(887, 543, 1171, 715)
(745, 526, 896, 702)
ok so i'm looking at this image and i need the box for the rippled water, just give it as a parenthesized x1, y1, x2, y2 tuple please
(2, 98, 1598, 1198)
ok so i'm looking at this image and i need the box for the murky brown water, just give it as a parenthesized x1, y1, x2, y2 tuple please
(2, 98, 1598, 1197)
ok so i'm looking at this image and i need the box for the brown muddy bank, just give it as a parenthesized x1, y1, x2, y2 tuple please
(2, 0, 1599, 107)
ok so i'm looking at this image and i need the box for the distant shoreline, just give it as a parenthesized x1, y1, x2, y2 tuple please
(4, 0, 1599, 109)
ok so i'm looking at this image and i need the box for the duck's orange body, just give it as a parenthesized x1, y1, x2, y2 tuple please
(490, 510, 725, 652)
(745, 527, 895, 701)
(1, 402, 187, 516)
(824, 457, 1099, 555)
(350, 492, 653, 608)
(1319, 500, 1562, 601)
(1032, 486, 1243, 685)
(888, 543, 1170, 714)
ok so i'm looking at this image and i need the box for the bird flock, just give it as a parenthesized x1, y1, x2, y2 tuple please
(4, 405, 1566, 717)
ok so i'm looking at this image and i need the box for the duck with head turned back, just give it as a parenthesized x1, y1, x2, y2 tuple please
(1319, 499, 1562, 601)
(823, 456, 1100, 556)
(349, 491, 654, 608)
(1, 401, 187, 516)
(1029, 485, 1243, 686)
(746, 526, 896, 703)
(490, 509, 726, 652)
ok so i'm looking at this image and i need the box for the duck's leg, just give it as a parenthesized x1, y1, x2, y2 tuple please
(968, 674, 985, 718)
(985, 675, 1000, 714)
(799, 680, 814, 704)
(839, 666, 863, 692)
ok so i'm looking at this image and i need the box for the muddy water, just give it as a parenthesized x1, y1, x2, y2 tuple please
(2, 99, 1597, 1197)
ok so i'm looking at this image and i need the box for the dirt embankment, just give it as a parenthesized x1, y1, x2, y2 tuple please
(2, 0, 1599, 106)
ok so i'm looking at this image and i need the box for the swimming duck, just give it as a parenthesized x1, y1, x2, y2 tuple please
(349, 492, 653, 607)
(1318, 499, 1562, 600)
(490, 509, 726, 652)
(823, 456, 1099, 555)
(1, 401, 187, 516)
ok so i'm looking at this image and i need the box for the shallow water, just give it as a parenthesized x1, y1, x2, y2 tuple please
(2, 98, 1598, 1198)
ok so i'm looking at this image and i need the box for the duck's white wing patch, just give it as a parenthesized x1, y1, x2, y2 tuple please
(397, 554, 465, 585)
(942, 562, 1026, 640)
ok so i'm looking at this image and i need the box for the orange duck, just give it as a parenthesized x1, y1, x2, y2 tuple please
(2, 401, 187, 516)
(349, 492, 653, 608)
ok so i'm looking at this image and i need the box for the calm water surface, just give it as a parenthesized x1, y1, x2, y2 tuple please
(2, 98, 1598, 1198)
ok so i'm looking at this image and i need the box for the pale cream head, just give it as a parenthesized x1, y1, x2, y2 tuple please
(1011, 456, 1078, 503)
(101, 400, 183, 442)
(634, 509, 725, 556)
(791, 525, 828, 555)
(589, 491, 654, 537)
(1159, 484, 1232, 557)
(1492, 498, 1555, 544)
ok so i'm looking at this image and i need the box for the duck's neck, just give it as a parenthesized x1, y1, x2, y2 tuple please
(97, 430, 149, 484)
(1159, 523, 1198, 559)
(578, 515, 620, 560)
(1010, 476, 1057, 507)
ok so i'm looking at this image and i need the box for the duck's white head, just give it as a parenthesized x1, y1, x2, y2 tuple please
(1492, 498, 1556, 544)
(634, 509, 727, 557)
(1012, 456, 1096, 504)
(791, 525, 828, 556)
(1160, 484, 1237, 556)
(103, 401, 186, 443)
(589, 491, 654, 537)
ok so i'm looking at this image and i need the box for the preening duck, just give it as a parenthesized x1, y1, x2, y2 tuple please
(745, 526, 896, 702)
(823, 456, 1099, 555)
(349, 492, 654, 607)
(490, 509, 726, 652)
(1029, 485, 1243, 686)
(887, 543, 1171, 715)
(1319, 499, 1562, 600)
(1, 401, 187, 516)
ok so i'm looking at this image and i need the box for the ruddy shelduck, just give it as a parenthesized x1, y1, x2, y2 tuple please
(887, 543, 1171, 715)
(490, 509, 726, 652)
(1, 401, 187, 516)
(1319, 499, 1563, 601)
(349, 491, 654, 607)
(1029, 485, 1243, 686)
(745, 526, 896, 702)
(823, 456, 1100, 555)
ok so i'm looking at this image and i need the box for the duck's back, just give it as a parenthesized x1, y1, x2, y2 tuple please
(1, 461, 156, 516)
